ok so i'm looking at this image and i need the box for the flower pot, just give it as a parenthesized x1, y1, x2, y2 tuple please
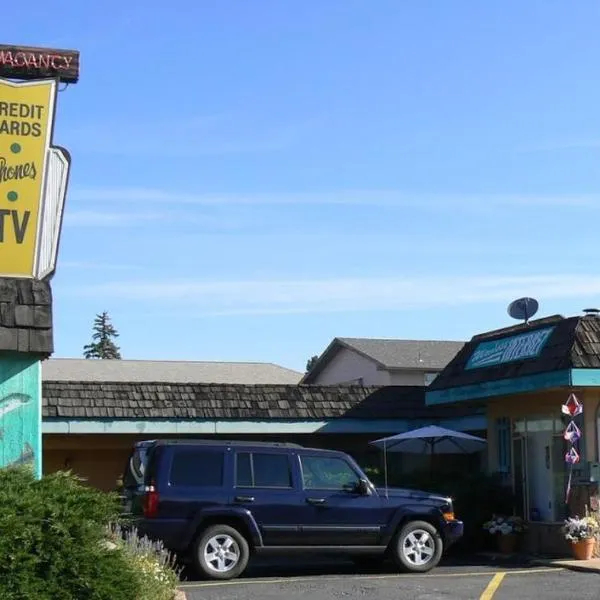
(497, 533, 517, 555)
(571, 538, 595, 560)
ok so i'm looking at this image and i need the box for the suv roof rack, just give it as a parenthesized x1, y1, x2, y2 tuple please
(138, 439, 305, 449)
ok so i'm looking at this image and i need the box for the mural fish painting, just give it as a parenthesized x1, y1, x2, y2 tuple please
(0, 393, 31, 418)
(0, 393, 36, 470)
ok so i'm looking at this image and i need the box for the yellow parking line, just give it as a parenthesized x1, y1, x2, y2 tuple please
(479, 572, 506, 600)
(179, 567, 560, 589)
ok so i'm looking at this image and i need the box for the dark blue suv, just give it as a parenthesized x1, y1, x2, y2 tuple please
(123, 439, 463, 580)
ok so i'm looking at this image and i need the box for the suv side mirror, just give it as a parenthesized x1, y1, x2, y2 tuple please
(357, 478, 372, 496)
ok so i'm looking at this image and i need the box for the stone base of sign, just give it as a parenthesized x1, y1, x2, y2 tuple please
(0, 278, 53, 356)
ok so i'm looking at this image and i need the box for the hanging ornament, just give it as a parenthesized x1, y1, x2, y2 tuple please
(564, 421, 582, 444)
(561, 393, 583, 417)
(565, 446, 580, 464)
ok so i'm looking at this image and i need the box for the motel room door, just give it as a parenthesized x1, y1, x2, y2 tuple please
(513, 418, 566, 522)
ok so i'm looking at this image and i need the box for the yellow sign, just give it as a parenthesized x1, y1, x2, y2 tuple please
(0, 78, 57, 278)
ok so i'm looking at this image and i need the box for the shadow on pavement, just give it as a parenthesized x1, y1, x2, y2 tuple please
(179, 552, 537, 582)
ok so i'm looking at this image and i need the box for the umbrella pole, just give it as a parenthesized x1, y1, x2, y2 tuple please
(430, 440, 434, 482)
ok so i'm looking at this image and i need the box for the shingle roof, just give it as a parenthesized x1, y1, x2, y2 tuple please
(428, 314, 600, 393)
(41, 382, 475, 420)
(0, 278, 53, 356)
(302, 337, 464, 383)
(338, 338, 465, 369)
(42, 358, 303, 385)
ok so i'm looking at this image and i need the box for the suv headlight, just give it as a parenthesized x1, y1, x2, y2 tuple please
(442, 498, 455, 522)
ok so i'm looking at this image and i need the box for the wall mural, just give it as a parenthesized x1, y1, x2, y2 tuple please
(0, 357, 41, 478)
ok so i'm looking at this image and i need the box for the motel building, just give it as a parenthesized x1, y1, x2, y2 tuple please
(426, 310, 600, 555)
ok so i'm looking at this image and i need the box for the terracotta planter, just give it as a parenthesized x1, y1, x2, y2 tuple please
(497, 533, 517, 555)
(571, 538, 595, 560)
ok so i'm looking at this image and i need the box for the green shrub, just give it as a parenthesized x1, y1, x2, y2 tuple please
(0, 466, 179, 600)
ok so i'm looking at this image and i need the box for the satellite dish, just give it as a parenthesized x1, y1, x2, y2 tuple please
(507, 297, 539, 324)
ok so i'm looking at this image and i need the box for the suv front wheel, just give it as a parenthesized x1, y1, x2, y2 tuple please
(193, 524, 250, 580)
(391, 520, 443, 573)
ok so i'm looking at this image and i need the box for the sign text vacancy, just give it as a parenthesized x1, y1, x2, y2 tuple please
(466, 327, 555, 370)
(0, 45, 79, 84)
(0, 78, 56, 277)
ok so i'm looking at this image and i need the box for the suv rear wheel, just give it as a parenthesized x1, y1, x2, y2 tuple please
(391, 520, 442, 573)
(193, 524, 250, 580)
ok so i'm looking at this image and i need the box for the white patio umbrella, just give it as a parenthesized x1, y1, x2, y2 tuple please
(370, 425, 487, 455)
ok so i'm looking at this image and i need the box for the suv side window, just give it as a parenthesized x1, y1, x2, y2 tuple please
(235, 452, 292, 488)
(300, 455, 360, 491)
(169, 448, 225, 487)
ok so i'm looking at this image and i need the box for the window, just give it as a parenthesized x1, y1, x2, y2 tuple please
(169, 449, 224, 487)
(235, 452, 292, 488)
(235, 452, 253, 487)
(496, 417, 511, 476)
(301, 456, 359, 491)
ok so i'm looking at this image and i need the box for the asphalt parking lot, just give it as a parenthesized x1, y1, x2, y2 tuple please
(180, 559, 600, 600)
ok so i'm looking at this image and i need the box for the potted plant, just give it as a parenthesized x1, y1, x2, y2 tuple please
(563, 516, 599, 560)
(483, 515, 527, 554)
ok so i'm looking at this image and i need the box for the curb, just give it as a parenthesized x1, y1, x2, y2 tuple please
(529, 558, 600, 574)
(475, 551, 600, 574)
(175, 591, 187, 600)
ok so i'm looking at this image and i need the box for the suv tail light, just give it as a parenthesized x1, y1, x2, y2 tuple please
(142, 484, 159, 518)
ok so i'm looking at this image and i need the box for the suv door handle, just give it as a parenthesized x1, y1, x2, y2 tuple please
(306, 497, 327, 505)
(234, 495, 255, 503)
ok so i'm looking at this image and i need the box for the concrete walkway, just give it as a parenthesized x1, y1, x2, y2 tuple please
(478, 549, 600, 574)
(530, 557, 600, 574)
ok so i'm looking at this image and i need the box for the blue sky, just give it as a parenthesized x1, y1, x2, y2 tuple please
(8, 1, 600, 372)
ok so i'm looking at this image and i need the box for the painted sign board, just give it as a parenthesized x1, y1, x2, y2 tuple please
(0, 77, 70, 279)
(0, 44, 79, 84)
(466, 326, 555, 370)
(0, 356, 41, 479)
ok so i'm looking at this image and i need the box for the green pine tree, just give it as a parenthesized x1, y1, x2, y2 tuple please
(305, 355, 319, 373)
(83, 311, 122, 359)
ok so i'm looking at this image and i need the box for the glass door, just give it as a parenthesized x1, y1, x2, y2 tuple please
(513, 415, 567, 522)
(525, 428, 554, 521)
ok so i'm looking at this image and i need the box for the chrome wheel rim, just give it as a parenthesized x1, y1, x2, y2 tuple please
(203, 534, 240, 573)
(402, 529, 435, 567)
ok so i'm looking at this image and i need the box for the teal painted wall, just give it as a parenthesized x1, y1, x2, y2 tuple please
(0, 354, 41, 479)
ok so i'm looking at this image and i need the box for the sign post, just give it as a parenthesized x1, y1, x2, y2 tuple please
(0, 43, 78, 479)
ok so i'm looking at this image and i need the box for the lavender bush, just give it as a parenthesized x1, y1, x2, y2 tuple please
(108, 524, 181, 600)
